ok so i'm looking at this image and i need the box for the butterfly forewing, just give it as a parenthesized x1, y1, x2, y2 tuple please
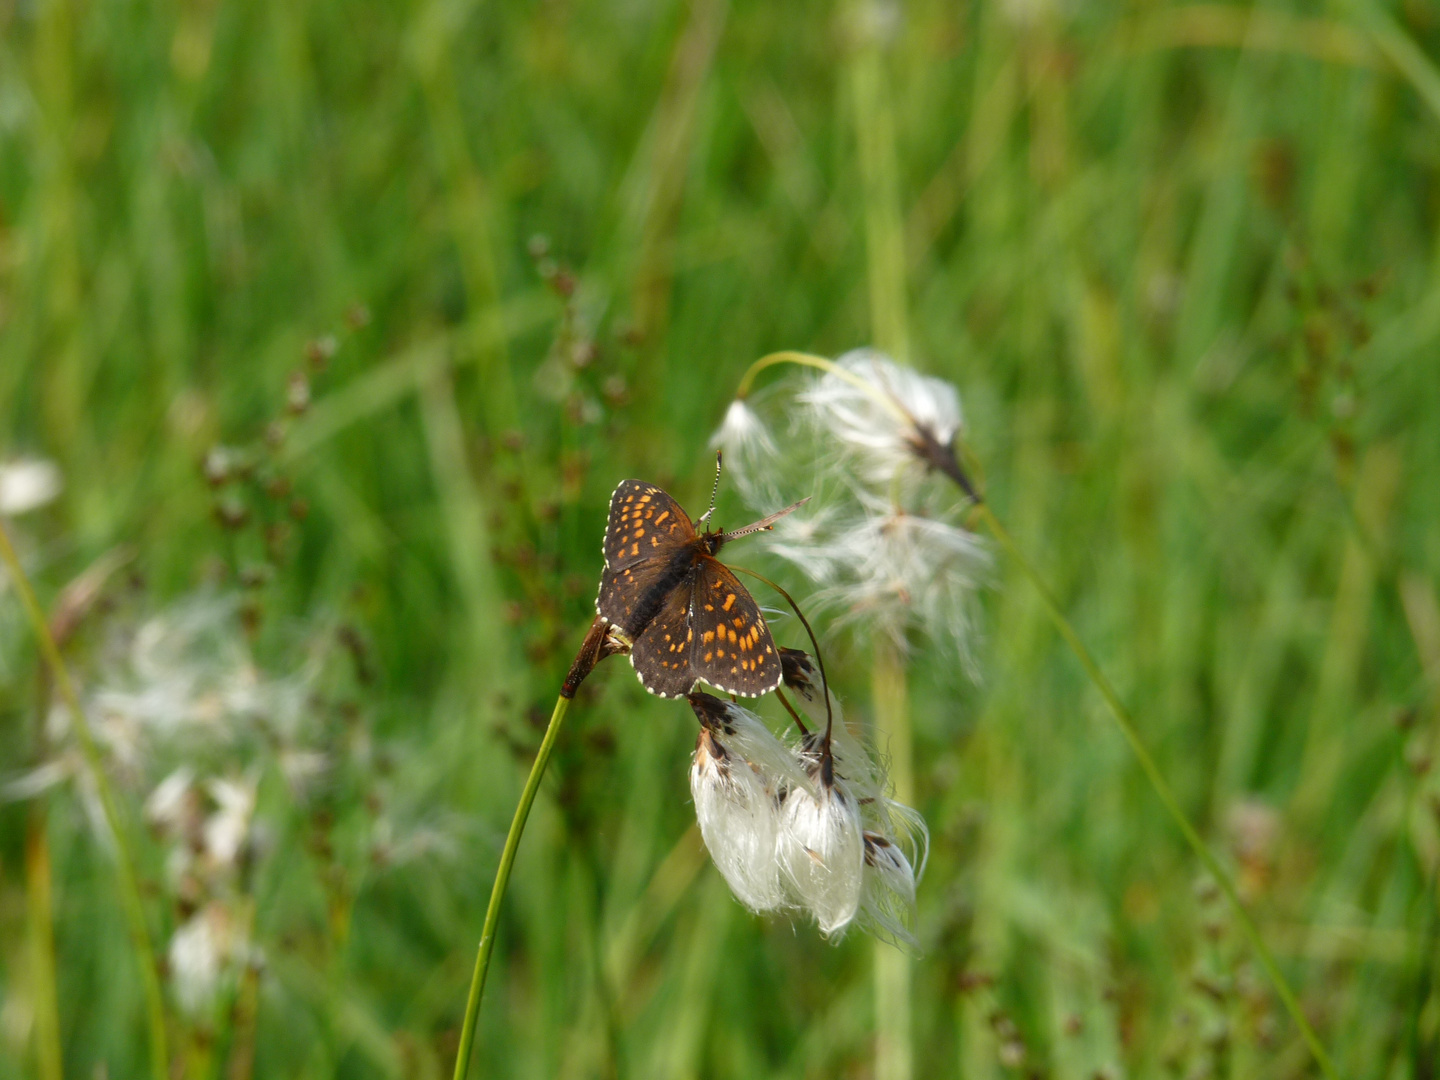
(687, 557, 782, 697)
(597, 479, 699, 635)
(628, 580, 700, 698)
(602, 480, 694, 570)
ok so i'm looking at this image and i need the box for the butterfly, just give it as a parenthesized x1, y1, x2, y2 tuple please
(596, 475, 804, 699)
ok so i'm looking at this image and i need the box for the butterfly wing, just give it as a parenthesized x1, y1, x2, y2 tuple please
(687, 557, 782, 698)
(597, 480, 699, 637)
(602, 480, 694, 571)
(628, 574, 701, 698)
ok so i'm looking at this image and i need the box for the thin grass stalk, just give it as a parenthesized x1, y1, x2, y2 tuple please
(871, 643, 913, 1080)
(225, 953, 261, 1080)
(851, 31, 910, 366)
(25, 805, 63, 1080)
(452, 694, 572, 1080)
(974, 503, 1339, 1080)
(26, 659, 63, 1080)
(850, 18, 917, 1077)
(0, 521, 169, 1080)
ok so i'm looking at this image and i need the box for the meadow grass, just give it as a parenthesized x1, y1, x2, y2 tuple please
(2, 0, 1440, 1077)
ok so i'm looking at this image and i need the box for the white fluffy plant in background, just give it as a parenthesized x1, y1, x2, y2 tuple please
(712, 349, 987, 664)
(94, 592, 314, 767)
(145, 767, 261, 1017)
(0, 456, 63, 679)
(0, 457, 63, 517)
(2, 584, 460, 1021)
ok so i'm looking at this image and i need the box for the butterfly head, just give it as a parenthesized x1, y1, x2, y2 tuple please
(699, 527, 729, 558)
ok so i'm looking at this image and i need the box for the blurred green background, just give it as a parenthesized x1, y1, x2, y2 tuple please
(3, 0, 1440, 1076)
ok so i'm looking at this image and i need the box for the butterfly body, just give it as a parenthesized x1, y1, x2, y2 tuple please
(597, 479, 782, 699)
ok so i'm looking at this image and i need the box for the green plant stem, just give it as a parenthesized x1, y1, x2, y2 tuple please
(25, 806, 63, 1080)
(0, 521, 169, 1080)
(736, 351, 909, 418)
(452, 693, 572, 1080)
(850, 30, 909, 365)
(871, 644, 913, 1080)
(852, 29, 915, 1074)
(974, 502, 1339, 1080)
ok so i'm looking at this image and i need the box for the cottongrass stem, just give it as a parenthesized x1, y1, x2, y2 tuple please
(451, 693, 570, 1079)
(727, 350, 1340, 1080)
(975, 503, 1340, 1080)
(0, 520, 170, 1080)
(452, 616, 624, 1080)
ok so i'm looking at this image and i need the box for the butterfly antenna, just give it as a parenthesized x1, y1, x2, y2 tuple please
(722, 496, 810, 542)
(696, 450, 723, 526)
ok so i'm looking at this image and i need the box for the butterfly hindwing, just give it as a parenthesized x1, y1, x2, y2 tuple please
(628, 575, 700, 698)
(687, 557, 781, 698)
(602, 480, 693, 571)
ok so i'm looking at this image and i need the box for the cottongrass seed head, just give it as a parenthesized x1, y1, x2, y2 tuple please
(0, 456, 63, 517)
(686, 683, 926, 947)
(797, 349, 964, 488)
(712, 350, 987, 663)
(689, 692, 811, 913)
(168, 900, 254, 1018)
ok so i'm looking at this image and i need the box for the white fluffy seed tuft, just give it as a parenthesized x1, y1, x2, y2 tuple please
(688, 696, 811, 911)
(798, 349, 962, 486)
(691, 729, 790, 912)
(777, 778, 866, 935)
(0, 457, 63, 516)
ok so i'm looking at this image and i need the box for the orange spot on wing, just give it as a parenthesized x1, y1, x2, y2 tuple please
(722, 594, 736, 611)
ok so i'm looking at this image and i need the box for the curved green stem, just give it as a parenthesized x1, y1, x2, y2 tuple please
(0, 521, 169, 1080)
(452, 694, 572, 1080)
(735, 351, 910, 425)
(975, 503, 1339, 1080)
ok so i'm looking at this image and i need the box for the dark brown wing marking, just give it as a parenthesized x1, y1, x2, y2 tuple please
(602, 479, 693, 572)
(687, 557, 781, 698)
(597, 558, 678, 635)
(628, 578, 700, 698)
